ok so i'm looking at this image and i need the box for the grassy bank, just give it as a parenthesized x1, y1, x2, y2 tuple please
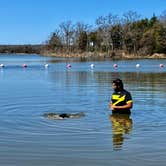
(41, 50, 166, 60)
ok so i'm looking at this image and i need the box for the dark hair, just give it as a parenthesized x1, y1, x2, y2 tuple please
(112, 78, 124, 90)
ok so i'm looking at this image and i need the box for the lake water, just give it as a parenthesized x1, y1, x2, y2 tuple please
(0, 54, 166, 166)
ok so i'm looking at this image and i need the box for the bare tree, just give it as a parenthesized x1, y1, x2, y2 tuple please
(59, 21, 75, 53)
(96, 13, 121, 52)
(121, 11, 141, 54)
(74, 22, 91, 51)
(122, 11, 141, 24)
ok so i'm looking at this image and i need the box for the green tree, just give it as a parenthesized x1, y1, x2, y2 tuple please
(139, 29, 156, 55)
(155, 25, 166, 53)
(148, 14, 158, 28)
(48, 31, 62, 51)
(74, 22, 90, 51)
(110, 24, 123, 50)
(87, 31, 98, 51)
(78, 31, 88, 51)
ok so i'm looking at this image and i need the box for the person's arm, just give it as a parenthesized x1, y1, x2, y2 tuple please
(111, 101, 133, 110)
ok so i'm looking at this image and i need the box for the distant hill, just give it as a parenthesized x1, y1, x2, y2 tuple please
(0, 45, 43, 54)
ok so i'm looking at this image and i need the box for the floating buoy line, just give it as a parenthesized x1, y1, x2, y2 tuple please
(0, 63, 165, 69)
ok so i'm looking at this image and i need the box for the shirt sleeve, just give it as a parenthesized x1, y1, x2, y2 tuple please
(125, 92, 132, 103)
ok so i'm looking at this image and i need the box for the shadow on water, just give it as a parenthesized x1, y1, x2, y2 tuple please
(109, 114, 133, 150)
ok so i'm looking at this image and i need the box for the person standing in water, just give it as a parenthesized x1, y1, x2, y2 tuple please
(110, 78, 133, 114)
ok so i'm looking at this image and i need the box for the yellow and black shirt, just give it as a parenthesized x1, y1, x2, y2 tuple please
(111, 89, 132, 114)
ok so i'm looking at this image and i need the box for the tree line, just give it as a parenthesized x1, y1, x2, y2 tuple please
(0, 45, 42, 54)
(1, 11, 166, 57)
(45, 10, 166, 57)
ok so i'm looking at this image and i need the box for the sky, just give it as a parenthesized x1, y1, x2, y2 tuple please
(0, 0, 166, 45)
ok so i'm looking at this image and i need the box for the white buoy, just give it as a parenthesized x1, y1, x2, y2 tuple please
(136, 64, 140, 68)
(44, 64, 49, 68)
(159, 64, 164, 68)
(0, 64, 5, 68)
(90, 64, 95, 69)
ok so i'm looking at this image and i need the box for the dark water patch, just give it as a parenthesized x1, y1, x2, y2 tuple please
(43, 112, 85, 120)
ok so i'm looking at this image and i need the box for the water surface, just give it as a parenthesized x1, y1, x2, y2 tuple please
(0, 54, 166, 166)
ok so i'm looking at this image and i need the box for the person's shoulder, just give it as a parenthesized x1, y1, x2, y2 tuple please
(122, 89, 131, 95)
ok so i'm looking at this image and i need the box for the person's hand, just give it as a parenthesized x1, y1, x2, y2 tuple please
(110, 103, 116, 110)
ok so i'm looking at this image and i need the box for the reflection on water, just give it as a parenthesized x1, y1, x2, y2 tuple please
(110, 114, 133, 150)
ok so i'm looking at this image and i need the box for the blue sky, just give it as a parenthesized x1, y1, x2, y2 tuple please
(0, 0, 166, 44)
